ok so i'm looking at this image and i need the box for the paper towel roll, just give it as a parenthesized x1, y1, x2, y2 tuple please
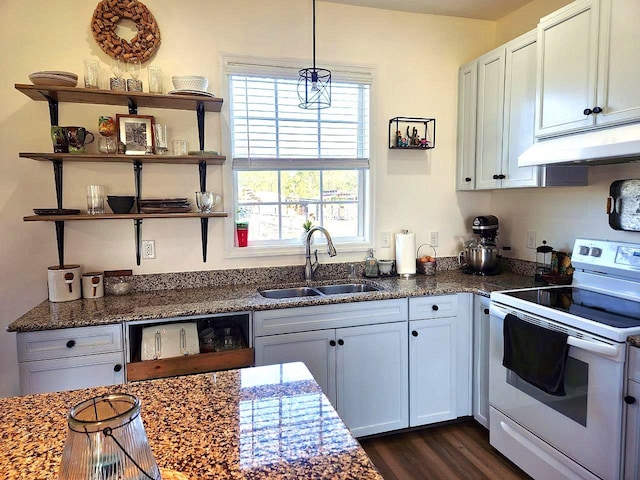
(395, 231, 416, 277)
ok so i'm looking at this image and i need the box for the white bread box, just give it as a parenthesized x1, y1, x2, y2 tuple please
(141, 322, 199, 360)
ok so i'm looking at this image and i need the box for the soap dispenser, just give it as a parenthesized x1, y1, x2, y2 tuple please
(364, 248, 379, 278)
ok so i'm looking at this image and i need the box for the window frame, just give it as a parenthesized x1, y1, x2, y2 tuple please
(221, 54, 377, 258)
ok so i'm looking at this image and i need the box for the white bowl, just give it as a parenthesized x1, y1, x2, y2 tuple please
(171, 75, 209, 92)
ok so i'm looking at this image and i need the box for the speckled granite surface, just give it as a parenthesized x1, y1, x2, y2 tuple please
(7, 269, 536, 332)
(629, 336, 640, 347)
(0, 362, 382, 479)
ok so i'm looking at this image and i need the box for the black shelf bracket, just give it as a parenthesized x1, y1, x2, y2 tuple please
(197, 101, 205, 151)
(133, 160, 143, 266)
(52, 160, 63, 208)
(43, 94, 59, 126)
(55, 220, 65, 267)
(198, 159, 208, 262)
(128, 97, 138, 115)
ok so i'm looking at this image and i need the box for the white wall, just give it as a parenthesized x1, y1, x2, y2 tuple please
(0, 0, 495, 396)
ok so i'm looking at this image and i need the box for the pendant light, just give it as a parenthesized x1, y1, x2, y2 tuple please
(298, 0, 331, 109)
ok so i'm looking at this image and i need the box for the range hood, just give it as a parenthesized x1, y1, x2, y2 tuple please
(519, 123, 640, 167)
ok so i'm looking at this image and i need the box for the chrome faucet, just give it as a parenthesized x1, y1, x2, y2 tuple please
(304, 226, 337, 281)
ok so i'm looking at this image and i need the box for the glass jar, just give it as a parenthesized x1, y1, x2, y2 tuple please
(59, 394, 160, 480)
(364, 248, 379, 277)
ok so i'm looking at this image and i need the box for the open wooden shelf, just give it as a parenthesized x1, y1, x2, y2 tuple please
(20, 152, 226, 164)
(15, 84, 223, 112)
(126, 347, 255, 382)
(24, 212, 228, 222)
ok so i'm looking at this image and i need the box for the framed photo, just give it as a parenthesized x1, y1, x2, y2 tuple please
(116, 114, 155, 155)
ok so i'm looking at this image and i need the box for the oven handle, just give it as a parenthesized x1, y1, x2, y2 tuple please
(566, 336, 619, 357)
(490, 303, 620, 358)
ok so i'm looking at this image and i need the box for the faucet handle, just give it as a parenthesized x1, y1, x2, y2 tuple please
(313, 249, 318, 264)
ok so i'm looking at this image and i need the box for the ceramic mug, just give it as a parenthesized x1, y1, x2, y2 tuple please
(51, 126, 68, 153)
(64, 126, 95, 154)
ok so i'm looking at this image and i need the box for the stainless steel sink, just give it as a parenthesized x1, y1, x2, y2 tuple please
(259, 282, 382, 299)
(258, 287, 322, 299)
(315, 283, 382, 295)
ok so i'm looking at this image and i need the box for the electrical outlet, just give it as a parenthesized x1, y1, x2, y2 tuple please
(430, 231, 438, 247)
(381, 231, 390, 248)
(142, 240, 155, 259)
(526, 231, 536, 250)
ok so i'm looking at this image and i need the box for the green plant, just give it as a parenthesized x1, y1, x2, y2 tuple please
(302, 219, 314, 231)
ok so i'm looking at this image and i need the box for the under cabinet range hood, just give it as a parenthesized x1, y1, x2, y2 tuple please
(518, 123, 640, 167)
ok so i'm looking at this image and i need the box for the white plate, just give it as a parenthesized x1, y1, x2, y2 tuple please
(29, 73, 77, 87)
(31, 70, 78, 80)
(168, 89, 216, 97)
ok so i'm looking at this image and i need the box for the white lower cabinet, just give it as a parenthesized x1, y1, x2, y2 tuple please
(254, 299, 408, 437)
(408, 293, 472, 427)
(625, 347, 640, 479)
(17, 324, 125, 395)
(472, 295, 490, 428)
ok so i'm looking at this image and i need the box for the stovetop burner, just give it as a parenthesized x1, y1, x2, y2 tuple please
(461, 266, 501, 276)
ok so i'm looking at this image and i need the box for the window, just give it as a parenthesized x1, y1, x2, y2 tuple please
(227, 59, 372, 248)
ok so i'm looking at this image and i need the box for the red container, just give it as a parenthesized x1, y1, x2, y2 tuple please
(236, 224, 249, 247)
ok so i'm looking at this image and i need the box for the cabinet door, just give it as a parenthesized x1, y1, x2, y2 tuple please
(535, 0, 599, 137)
(456, 61, 477, 191)
(473, 295, 491, 428)
(596, 0, 640, 126)
(502, 31, 540, 189)
(254, 330, 337, 406)
(19, 352, 125, 395)
(409, 317, 458, 426)
(475, 47, 505, 190)
(624, 380, 640, 480)
(336, 322, 408, 437)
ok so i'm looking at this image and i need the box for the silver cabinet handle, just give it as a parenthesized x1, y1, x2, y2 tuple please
(180, 327, 187, 355)
(154, 330, 161, 359)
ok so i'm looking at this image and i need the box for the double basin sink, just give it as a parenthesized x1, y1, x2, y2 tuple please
(259, 282, 382, 299)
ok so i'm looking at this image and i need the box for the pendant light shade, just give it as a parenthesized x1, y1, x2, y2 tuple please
(298, 0, 331, 109)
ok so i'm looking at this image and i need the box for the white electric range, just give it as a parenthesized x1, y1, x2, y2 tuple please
(489, 238, 640, 480)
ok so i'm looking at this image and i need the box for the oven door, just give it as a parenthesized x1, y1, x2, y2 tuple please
(489, 303, 625, 480)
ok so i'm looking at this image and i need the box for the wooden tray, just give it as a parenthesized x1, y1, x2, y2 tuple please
(607, 179, 640, 232)
(126, 347, 254, 382)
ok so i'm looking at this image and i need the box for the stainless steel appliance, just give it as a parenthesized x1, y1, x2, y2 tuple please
(460, 215, 500, 275)
(489, 238, 640, 480)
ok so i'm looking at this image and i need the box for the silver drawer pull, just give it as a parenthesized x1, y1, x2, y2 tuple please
(154, 330, 161, 360)
(180, 328, 187, 355)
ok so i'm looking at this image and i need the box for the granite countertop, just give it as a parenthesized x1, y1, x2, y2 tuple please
(7, 269, 536, 332)
(629, 336, 640, 348)
(0, 362, 381, 479)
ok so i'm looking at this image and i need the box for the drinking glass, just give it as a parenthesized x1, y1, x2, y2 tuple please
(195, 191, 220, 213)
(147, 66, 163, 93)
(153, 123, 168, 154)
(83, 58, 100, 89)
(127, 58, 143, 92)
(86, 185, 105, 215)
(172, 139, 187, 156)
(109, 59, 126, 91)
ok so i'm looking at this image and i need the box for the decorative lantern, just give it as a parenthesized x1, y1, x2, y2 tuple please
(59, 393, 160, 480)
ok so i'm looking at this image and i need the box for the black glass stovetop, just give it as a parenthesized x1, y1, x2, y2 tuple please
(503, 287, 640, 329)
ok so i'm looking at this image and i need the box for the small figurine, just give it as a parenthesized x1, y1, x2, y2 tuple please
(396, 130, 402, 147)
(420, 138, 430, 148)
(406, 126, 419, 146)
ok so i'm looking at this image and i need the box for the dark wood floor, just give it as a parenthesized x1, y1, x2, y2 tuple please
(359, 421, 532, 480)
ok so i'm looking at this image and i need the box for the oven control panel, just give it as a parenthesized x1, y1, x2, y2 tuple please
(572, 239, 640, 278)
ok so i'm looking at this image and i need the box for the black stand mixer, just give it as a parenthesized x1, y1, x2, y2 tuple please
(459, 215, 501, 275)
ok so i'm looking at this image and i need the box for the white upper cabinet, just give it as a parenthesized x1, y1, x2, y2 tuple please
(502, 32, 541, 188)
(475, 47, 506, 190)
(536, 0, 640, 137)
(456, 62, 477, 191)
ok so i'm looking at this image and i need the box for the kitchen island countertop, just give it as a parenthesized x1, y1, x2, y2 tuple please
(0, 362, 383, 479)
(7, 269, 536, 332)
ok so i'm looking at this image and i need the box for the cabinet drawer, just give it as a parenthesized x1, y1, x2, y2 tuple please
(254, 299, 408, 337)
(629, 347, 640, 383)
(19, 351, 125, 395)
(17, 324, 123, 362)
(409, 295, 458, 320)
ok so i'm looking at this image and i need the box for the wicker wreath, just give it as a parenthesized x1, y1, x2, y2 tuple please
(91, 0, 161, 62)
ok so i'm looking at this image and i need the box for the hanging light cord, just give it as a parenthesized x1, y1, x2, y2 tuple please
(312, 0, 317, 72)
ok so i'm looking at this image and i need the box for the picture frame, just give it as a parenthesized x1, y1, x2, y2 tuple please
(116, 114, 155, 155)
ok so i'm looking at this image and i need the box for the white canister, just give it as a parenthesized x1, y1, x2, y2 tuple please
(82, 272, 104, 299)
(48, 265, 81, 302)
